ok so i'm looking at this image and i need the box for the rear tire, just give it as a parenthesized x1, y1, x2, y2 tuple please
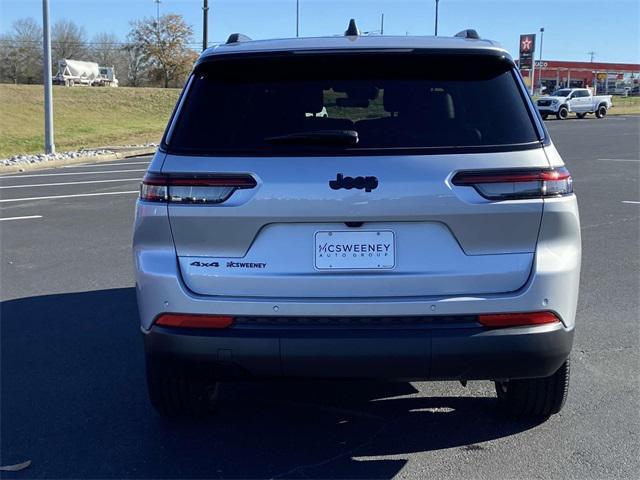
(145, 356, 219, 417)
(596, 105, 607, 118)
(556, 106, 569, 120)
(576, 112, 586, 119)
(495, 358, 570, 418)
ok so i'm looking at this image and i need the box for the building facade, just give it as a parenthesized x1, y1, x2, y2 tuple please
(520, 60, 640, 94)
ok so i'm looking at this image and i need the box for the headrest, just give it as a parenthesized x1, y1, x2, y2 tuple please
(383, 85, 455, 119)
(382, 85, 405, 113)
(291, 86, 324, 114)
(255, 86, 324, 115)
(429, 91, 455, 119)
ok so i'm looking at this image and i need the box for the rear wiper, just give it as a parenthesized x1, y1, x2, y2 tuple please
(264, 130, 359, 146)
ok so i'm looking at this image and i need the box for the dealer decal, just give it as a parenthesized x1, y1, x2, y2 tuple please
(317, 242, 391, 258)
(226, 261, 267, 269)
(189, 260, 267, 269)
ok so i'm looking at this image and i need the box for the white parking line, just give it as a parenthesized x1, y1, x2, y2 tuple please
(61, 161, 150, 168)
(0, 215, 43, 222)
(0, 169, 147, 179)
(0, 178, 141, 189)
(597, 159, 640, 162)
(622, 201, 640, 204)
(0, 190, 138, 203)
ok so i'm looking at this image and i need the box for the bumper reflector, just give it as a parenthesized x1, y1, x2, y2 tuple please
(478, 311, 560, 328)
(155, 314, 234, 329)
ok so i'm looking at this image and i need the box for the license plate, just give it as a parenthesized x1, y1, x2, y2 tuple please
(314, 230, 395, 270)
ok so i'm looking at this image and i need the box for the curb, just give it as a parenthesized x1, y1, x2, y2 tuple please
(0, 147, 157, 174)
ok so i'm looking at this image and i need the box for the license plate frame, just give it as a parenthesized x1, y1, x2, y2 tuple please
(314, 230, 395, 270)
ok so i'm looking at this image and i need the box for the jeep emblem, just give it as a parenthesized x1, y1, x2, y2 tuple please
(329, 173, 378, 192)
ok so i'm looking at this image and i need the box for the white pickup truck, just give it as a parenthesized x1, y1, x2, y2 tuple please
(536, 88, 613, 120)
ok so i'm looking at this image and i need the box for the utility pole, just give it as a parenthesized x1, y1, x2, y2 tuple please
(296, 0, 299, 37)
(434, 0, 440, 36)
(202, 0, 209, 51)
(588, 51, 595, 63)
(530, 63, 536, 95)
(537, 27, 544, 93)
(42, 0, 55, 154)
(380, 13, 384, 35)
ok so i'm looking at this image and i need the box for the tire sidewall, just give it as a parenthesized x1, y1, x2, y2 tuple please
(557, 106, 569, 120)
(596, 105, 607, 118)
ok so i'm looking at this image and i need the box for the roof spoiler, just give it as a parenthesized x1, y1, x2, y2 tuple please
(454, 29, 481, 40)
(225, 33, 252, 44)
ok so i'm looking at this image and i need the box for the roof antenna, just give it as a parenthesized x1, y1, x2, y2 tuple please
(345, 19, 360, 36)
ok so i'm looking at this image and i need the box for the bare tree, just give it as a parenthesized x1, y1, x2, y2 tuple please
(90, 32, 120, 65)
(52, 19, 88, 61)
(123, 43, 148, 87)
(90, 32, 129, 83)
(0, 18, 43, 84)
(127, 14, 195, 88)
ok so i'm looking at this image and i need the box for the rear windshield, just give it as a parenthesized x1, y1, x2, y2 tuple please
(166, 52, 540, 155)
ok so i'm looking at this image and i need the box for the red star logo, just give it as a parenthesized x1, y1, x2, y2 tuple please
(521, 37, 532, 51)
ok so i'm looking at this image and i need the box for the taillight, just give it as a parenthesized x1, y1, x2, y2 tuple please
(478, 311, 560, 328)
(140, 173, 256, 204)
(155, 313, 234, 329)
(451, 167, 573, 200)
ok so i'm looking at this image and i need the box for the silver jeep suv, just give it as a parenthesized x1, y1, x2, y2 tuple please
(133, 26, 581, 418)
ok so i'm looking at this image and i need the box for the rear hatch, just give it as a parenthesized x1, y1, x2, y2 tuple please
(158, 50, 549, 299)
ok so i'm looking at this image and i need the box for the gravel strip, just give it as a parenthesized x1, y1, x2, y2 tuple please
(1, 144, 157, 167)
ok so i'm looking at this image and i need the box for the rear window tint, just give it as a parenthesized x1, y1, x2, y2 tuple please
(166, 53, 540, 155)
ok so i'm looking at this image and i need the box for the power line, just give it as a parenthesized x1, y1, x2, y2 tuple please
(0, 39, 219, 48)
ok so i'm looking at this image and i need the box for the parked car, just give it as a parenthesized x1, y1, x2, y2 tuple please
(134, 24, 580, 419)
(536, 88, 612, 120)
(612, 86, 631, 96)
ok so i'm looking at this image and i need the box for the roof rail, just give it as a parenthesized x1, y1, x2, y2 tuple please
(345, 19, 360, 36)
(225, 33, 252, 44)
(454, 29, 481, 40)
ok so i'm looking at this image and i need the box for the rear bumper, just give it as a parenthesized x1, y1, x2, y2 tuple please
(143, 321, 573, 381)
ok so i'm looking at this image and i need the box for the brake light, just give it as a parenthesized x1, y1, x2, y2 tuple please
(140, 173, 256, 204)
(451, 167, 572, 200)
(155, 313, 234, 329)
(478, 311, 560, 328)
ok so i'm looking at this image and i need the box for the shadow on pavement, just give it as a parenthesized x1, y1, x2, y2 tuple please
(1, 288, 543, 478)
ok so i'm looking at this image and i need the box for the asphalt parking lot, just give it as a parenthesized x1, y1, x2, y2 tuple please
(1, 116, 639, 479)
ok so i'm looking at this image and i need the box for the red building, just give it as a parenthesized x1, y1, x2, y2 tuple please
(520, 60, 640, 93)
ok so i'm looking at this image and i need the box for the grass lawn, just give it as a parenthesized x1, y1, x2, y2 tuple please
(610, 96, 640, 115)
(0, 84, 180, 157)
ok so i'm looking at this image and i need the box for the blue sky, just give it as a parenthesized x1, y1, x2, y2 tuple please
(1, 0, 639, 63)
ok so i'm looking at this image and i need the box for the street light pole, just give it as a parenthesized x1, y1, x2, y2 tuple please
(537, 27, 544, 93)
(42, 0, 55, 154)
(434, 0, 440, 36)
(296, 0, 299, 37)
(202, 0, 209, 51)
(154, 0, 161, 24)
